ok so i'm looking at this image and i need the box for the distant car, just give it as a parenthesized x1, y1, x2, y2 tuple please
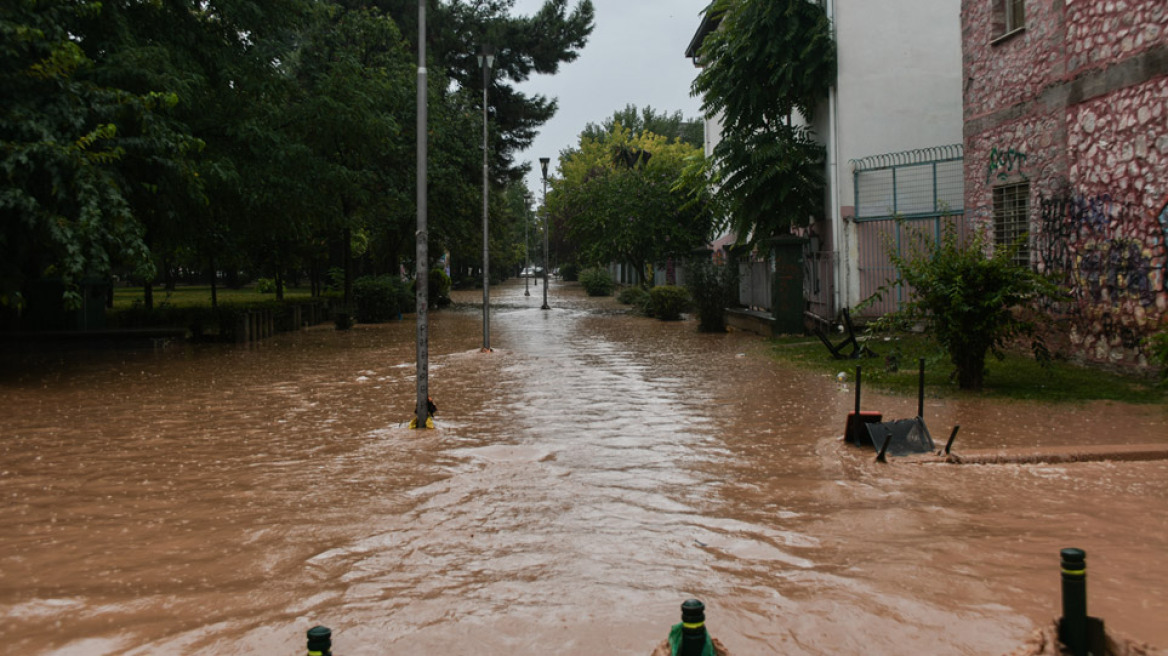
(520, 266, 544, 277)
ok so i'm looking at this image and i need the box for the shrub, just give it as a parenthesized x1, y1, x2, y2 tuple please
(617, 285, 648, 305)
(429, 268, 452, 307)
(865, 218, 1060, 390)
(579, 267, 614, 296)
(648, 285, 690, 321)
(333, 307, 354, 330)
(353, 275, 410, 323)
(617, 285, 651, 315)
(327, 267, 346, 293)
(255, 278, 276, 294)
(1147, 329, 1168, 385)
(685, 256, 738, 332)
(560, 263, 579, 282)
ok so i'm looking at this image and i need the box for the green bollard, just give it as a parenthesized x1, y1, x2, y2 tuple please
(679, 599, 707, 656)
(306, 625, 332, 656)
(1059, 548, 1087, 656)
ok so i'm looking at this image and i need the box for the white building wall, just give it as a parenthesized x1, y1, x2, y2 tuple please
(704, 111, 724, 159)
(828, 0, 964, 308)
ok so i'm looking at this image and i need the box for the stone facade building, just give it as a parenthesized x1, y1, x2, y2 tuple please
(963, 0, 1168, 367)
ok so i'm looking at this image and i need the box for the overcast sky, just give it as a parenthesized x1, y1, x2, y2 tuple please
(507, 0, 711, 196)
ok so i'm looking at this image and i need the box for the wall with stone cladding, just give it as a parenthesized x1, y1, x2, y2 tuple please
(1066, 0, 1168, 77)
(963, 0, 1168, 369)
(962, 0, 1064, 119)
(1057, 76, 1168, 366)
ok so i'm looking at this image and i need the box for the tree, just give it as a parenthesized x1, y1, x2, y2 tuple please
(381, 0, 595, 181)
(549, 123, 718, 283)
(580, 104, 702, 147)
(0, 0, 201, 308)
(690, 0, 836, 244)
(866, 220, 1061, 391)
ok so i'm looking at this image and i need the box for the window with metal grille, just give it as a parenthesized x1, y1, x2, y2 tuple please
(993, 182, 1030, 268)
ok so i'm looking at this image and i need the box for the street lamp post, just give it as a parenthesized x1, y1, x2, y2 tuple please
(478, 44, 495, 352)
(414, 0, 430, 427)
(524, 201, 531, 296)
(539, 157, 550, 310)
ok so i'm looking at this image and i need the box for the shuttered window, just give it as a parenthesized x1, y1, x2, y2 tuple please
(1005, 0, 1025, 34)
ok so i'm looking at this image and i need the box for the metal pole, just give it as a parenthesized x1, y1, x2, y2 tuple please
(524, 203, 530, 296)
(540, 157, 550, 310)
(1060, 548, 1088, 656)
(414, 0, 430, 427)
(480, 45, 492, 351)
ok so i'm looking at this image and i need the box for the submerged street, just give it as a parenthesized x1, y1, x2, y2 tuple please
(2, 279, 1167, 655)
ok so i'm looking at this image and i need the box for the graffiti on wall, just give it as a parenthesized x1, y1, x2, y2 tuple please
(1036, 193, 1159, 308)
(986, 146, 1028, 183)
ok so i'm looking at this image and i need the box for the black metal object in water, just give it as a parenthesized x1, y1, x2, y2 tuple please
(306, 626, 332, 656)
(844, 364, 883, 445)
(864, 359, 945, 461)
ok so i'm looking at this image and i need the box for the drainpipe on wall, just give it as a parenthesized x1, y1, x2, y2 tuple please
(826, 0, 844, 316)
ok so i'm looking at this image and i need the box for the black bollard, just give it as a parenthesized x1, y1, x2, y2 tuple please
(679, 599, 708, 656)
(306, 625, 332, 656)
(1059, 548, 1087, 656)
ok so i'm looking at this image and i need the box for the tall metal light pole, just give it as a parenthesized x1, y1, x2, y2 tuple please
(539, 157, 551, 310)
(524, 200, 531, 296)
(478, 44, 495, 352)
(413, 0, 430, 428)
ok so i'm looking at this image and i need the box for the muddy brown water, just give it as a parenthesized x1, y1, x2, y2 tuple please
(1, 279, 1166, 655)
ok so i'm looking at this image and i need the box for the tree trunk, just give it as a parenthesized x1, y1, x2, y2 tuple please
(209, 257, 218, 310)
(955, 348, 987, 390)
(343, 226, 352, 307)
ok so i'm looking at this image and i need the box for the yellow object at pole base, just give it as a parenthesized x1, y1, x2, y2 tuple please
(409, 417, 435, 429)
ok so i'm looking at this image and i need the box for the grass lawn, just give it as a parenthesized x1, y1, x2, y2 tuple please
(766, 332, 1167, 405)
(111, 285, 316, 310)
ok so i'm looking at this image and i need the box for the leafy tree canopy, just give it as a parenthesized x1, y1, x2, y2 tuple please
(549, 122, 718, 282)
(690, 0, 835, 244)
(580, 104, 702, 147)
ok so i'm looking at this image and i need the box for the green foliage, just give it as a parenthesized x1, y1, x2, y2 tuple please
(559, 262, 579, 281)
(617, 285, 649, 305)
(1147, 330, 1168, 384)
(686, 255, 738, 332)
(579, 267, 614, 297)
(333, 307, 355, 331)
(581, 104, 703, 147)
(769, 331, 1166, 404)
(353, 275, 410, 323)
(647, 285, 690, 321)
(3, 0, 595, 318)
(549, 123, 719, 281)
(429, 267, 452, 308)
(690, 0, 836, 243)
(865, 219, 1062, 390)
(255, 278, 276, 294)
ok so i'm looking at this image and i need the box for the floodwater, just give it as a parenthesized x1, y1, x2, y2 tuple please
(1, 279, 1166, 655)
